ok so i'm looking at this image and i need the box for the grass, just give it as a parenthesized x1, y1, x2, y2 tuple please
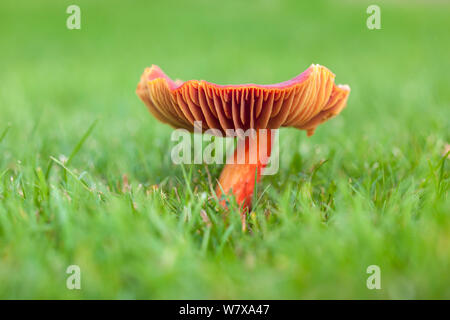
(0, 0, 449, 299)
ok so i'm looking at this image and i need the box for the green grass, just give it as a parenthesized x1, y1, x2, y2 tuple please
(0, 0, 449, 299)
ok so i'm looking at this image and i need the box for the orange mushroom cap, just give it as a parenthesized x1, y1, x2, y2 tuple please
(136, 64, 350, 136)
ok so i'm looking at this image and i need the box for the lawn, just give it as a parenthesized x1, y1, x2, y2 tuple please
(0, 0, 449, 299)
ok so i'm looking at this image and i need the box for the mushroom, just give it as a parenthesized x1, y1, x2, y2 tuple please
(137, 64, 350, 213)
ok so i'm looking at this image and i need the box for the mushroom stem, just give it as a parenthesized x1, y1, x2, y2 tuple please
(216, 129, 273, 212)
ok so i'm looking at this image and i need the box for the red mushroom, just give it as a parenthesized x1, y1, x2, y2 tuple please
(137, 64, 350, 214)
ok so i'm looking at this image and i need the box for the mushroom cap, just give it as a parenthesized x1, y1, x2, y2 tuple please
(136, 64, 350, 136)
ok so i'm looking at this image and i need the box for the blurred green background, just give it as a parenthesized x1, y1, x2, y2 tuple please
(0, 0, 449, 299)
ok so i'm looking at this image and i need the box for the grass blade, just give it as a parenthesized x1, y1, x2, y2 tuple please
(66, 119, 98, 166)
(0, 124, 11, 144)
(50, 156, 92, 193)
